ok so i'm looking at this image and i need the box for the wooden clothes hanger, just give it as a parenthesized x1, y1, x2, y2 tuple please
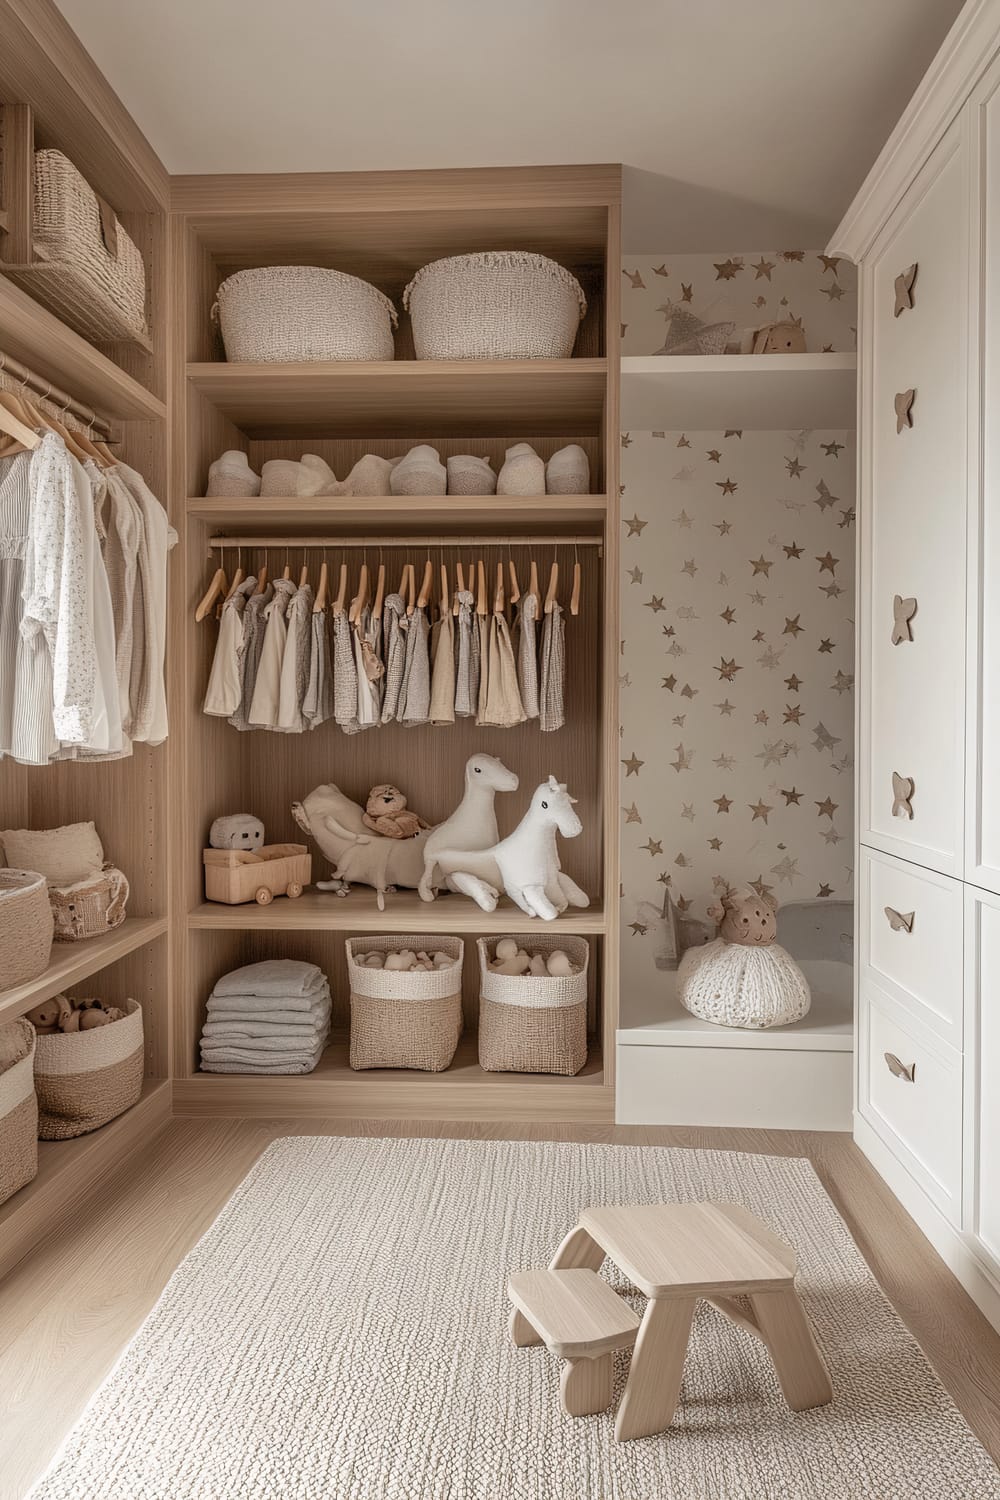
(373, 561, 386, 618)
(417, 559, 433, 611)
(195, 564, 228, 622)
(405, 562, 416, 616)
(570, 553, 582, 617)
(527, 558, 540, 608)
(349, 562, 369, 623)
(439, 560, 450, 617)
(313, 559, 330, 612)
(544, 559, 560, 615)
(332, 562, 348, 615)
(476, 559, 488, 617)
(0, 392, 41, 452)
(494, 561, 505, 614)
(255, 559, 269, 594)
(453, 560, 465, 616)
(508, 557, 521, 604)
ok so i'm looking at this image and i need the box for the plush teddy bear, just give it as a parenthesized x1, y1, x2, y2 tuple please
(706, 883, 778, 946)
(752, 318, 807, 354)
(677, 883, 810, 1029)
(25, 994, 72, 1034)
(362, 785, 429, 840)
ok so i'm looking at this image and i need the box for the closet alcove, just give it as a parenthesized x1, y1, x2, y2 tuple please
(172, 170, 621, 1120)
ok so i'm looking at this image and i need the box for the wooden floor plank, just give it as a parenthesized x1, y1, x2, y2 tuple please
(1, 1119, 998, 1500)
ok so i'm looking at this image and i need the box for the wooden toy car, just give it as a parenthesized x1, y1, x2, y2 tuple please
(202, 842, 312, 905)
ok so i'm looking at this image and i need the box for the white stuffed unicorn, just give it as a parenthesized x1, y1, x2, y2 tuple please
(419, 753, 519, 902)
(433, 776, 589, 920)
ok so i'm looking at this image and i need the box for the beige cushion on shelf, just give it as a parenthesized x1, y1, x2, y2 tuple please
(0, 821, 105, 887)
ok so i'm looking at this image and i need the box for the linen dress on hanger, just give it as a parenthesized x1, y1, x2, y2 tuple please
(204, 574, 258, 718)
(515, 589, 540, 720)
(538, 599, 565, 733)
(249, 576, 296, 728)
(475, 608, 490, 724)
(277, 580, 314, 732)
(230, 581, 273, 731)
(352, 605, 381, 730)
(398, 600, 430, 726)
(99, 465, 144, 735)
(0, 449, 57, 764)
(453, 589, 477, 718)
(480, 609, 526, 727)
(331, 608, 359, 733)
(114, 460, 176, 746)
(428, 605, 455, 725)
(379, 592, 406, 724)
(302, 606, 333, 729)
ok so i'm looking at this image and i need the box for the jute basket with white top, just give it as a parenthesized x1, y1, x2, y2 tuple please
(0, 868, 53, 987)
(0, 1020, 37, 1206)
(403, 251, 587, 360)
(33, 998, 144, 1140)
(477, 935, 589, 1076)
(347, 937, 463, 1072)
(214, 266, 398, 363)
(5, 150, 149, 345)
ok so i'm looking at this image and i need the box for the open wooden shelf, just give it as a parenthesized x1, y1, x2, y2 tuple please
(188, 890, 606, 934)
(173, 1036, 611, 1123)
(620, 353, 857, 430)
(0, 1078, 171, 1280)
(0, 916, 169, 1027)
(186, 359, 608, 437)
(0, 274, 166, 420)
(188, 493, 608, 534)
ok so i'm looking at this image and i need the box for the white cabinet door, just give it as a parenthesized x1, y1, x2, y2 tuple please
(967, 57, 1000, 892)
(860, 116, 969, 877)
(964, 886, 1000, 1286)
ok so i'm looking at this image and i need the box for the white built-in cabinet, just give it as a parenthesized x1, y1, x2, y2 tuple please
(831, 0, 1000, 1331)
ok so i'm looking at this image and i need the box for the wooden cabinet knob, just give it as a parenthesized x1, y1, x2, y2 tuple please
(891, 594, 916, 644)
(884, 1051, 916, 1083)
(884, 906, 914, 933)
(895, 388, 915, 433)
(893, 264, 917, 316)
(891, 772, 914, 819)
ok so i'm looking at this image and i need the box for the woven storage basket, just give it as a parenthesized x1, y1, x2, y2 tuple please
(0, 1021, 37, 1206)
(49, 865, 129, 943)
(0, 869, 53, 988)
(214, 266, 398, 363)
(477, 935, 589, 1076)
(34, 998, 143, 1139)
(403, 252, 586, 360)
(7, 150, 149, 344)
(347, 936, 463, 1072)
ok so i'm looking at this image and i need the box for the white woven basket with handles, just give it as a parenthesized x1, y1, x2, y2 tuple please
(403, 251, 586, 360)
(346, 936, 464, 1072)
(214, 266, 398, 362)
(477, 935, 589, 1075)
(10, 150, 149, 344)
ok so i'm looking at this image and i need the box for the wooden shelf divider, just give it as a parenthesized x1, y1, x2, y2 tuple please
(188, 892, 606, 935)
(0, 919, 168, 1028)
(188, 493, 608, 534)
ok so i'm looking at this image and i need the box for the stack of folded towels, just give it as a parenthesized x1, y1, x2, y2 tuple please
(199, 959, 332, 1075)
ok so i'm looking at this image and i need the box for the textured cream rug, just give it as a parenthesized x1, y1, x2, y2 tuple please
(30, 1136, 1000, 1499)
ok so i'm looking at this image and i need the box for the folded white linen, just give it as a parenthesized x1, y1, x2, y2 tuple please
(201, 1029, 330, 1056)
(199, 1054, 323, 1075)
(206, 988, 330, 1017)
(199, 1041, 326, 1067)
(212, 960, 327, 1000)
(201, 1018, 327, 1040)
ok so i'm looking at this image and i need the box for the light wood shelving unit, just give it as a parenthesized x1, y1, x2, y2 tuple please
(621, 352, 857, 430)
(0, 1, 174, 1269)
(173, 165, 621, 1123)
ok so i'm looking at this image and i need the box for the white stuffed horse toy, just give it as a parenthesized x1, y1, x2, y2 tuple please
(418, 753, 519, 902)
(433, 776, 589, 920)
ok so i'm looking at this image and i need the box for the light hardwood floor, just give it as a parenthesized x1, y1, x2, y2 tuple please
(2, 1118, 998, 1499)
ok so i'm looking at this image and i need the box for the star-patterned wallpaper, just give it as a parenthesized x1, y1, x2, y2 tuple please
(621, 250, 858, 355)
(618, 427, 856, 985)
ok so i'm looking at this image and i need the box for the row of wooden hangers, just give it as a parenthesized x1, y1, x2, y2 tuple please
(196, 551, 582, 624)
(0, 373, 117, 469)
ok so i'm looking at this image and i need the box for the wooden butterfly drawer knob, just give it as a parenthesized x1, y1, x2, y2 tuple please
(884, 906, 915, 933)
(891, 772, 915, 819)
(891, 594, 916, 644)
(894, 264, 917, 316)
(884, 1051, 916, 1083)
(895, 388, 916, 433)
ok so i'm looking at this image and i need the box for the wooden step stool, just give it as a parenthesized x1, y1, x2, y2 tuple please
(510, 1201, 832, 1442)
(507, 1268, 640, 1416)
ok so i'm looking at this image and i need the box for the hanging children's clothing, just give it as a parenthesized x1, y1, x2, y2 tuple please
(481, 610, 526, 728)
(475, 608, 490, 724)
(249, 575, 296, 728)
(331, 607, 359, 733)
(204, 574, 258, 718)
(113, 460, 176, 746)
(277, 580, 314, 731)
(229, 581, 272, 731)
(302, 606, 333, 729)
(398, 600, 430, 726)
(0, 449, 57, 764)
(539, 599, 565, 733)
(379, 592, 406, 724)
(515, 589, 540, 720)
(352, 605, 381, 729)
(428, 605, 455, 726)
(453, 589, 477, 718)
(99, 465, 144, 735)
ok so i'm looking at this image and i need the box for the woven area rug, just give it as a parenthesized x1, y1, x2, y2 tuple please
(30, 1136, 1000, 1500)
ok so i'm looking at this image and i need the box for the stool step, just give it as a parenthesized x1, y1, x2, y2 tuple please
(507, 1269, 640, 1359)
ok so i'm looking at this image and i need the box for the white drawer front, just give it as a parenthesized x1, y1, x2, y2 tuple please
(860, 848, 963, 1046)
(860, 119, 968, 876)
(859, 984, 962, 1223)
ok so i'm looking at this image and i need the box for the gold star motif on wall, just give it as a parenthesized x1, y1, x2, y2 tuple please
(642, 838, 664, 857)
(785, 456, 805, 478)
(783, 615, 804, 637)
(621, 432, 633, 448)
(831, 670, 853, 694)
(715, 520, 732, 535)
(817, 884, 834, 899)
(680, 683, 698, 699)
(645, 595, 666, 612)
(708, 837, 723, 851)
(707, 448, 721, 462)
(671, 744, 694, 772)
(717, 657, 742, 681)
(623, 268, 645, 288)
(625, 513, 647, 535)
(653, 263, 669, 277)
(623, 802, 642, 824)
(818, 254, 841, 274)
(677, 433, 691, 447)
(715, 753, 736, 771)
(622, 752, 644, 777)
(717, 477, 738, 495)
(681, 282, 693, 302)
(750, 556, 773, 576)
(820, 581, 844, 598)
(754, 709, 769, 724)
(720, 605, 736, 624)
(771, 855, 800, 883)
(752, 257, 775, 280)
(812, 722, 841, 753)
(681, 803, 696, 822)
(816, 797, 838, 819)
(628, 566, 643, 584)
(816, 551, 838, 574)
(629, 921, 648, 936)
(675, 509, 693, 528)
(783, 541, 803, 559)
(715, 699, 735, 715)
(815, 480, 837, 510)
(662, 675, 677, 691)
(681, 559, 698, 578)
(714, 794, 733, 813)
(714, 258, 743, 280)
(749, 800, 773, 823)
(781, 786, 803, 805)
(818, 638, 835, 654)
(821, 440, 844, 457)
(783, 704, 804, 725)
(785, 673, 802, 692)
(821, 282, 845, 301)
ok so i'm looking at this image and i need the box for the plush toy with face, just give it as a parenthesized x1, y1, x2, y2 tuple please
(707, 884, 778, 947)
(209, 814, 265, 851)
(362, 785, 429, 840)
(25, 995, 72, 1034)
(752, 319, 807, 354)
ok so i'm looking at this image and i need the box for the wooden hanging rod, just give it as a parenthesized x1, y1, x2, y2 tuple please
(208, 534, 604, 550)
(0, 348, 115, 439)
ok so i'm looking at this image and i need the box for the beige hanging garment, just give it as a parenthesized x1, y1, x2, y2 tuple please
(429, 606, 455, 726)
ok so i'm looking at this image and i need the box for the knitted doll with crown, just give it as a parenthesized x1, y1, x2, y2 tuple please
(677, 883, 811, 1030)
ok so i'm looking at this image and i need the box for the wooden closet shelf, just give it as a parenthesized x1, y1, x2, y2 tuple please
(0, 916, 168, 1027)
(186, 359, 608, 438)
(173, 1037, 612, 1124)
(188, 891, 607, 935)
(0, 275, 165, 421)
(187, 493, 608, 533)
(0, 1079, 171, 1282)
(620, 353, 857, 430)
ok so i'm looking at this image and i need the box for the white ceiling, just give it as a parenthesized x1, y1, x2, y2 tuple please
(56, 0, 964, 248)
